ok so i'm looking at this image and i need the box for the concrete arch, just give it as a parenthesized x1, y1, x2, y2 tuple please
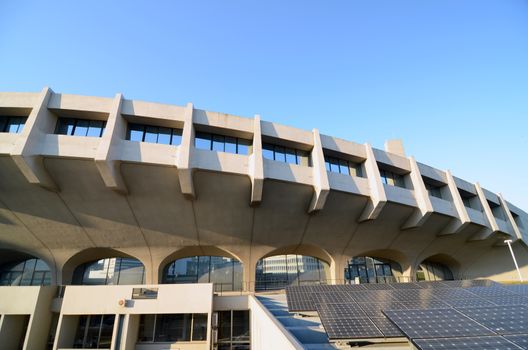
(0, 247, 56, 285)
(258, 244, 334, 266)
(415, 253, 461, 280)
(158, 245, 243, 284)
(60, 247, 147, 285)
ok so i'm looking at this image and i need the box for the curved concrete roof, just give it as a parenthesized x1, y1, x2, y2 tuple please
(0, 87, 527, 285)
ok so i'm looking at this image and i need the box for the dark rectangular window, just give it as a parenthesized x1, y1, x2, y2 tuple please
(137, 314, 208, 343)
(216, 310, 250, 349)
(56, 118, 106, 137)
(73, 315, 115, 349)
(262, 143, 311, 166)
(379, 169, 406, 188)
(126, 123, 183, 145)
(0, 116, 27, 134)
(424, 181, 443, 199)
(324, 155, 363, 177)
(194, 131, 251, 155)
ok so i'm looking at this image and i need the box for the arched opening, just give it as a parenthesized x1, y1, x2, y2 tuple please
(72, 257, 145, 285)
(0, 258, 51, 286)
(344, 249, 410, 284)
(162, 256, 243, 291)
(0, 249, 52, 286)
(416, 254, 459, 281)
(345, 256, 402, 284)
(255, 254, 331, 291)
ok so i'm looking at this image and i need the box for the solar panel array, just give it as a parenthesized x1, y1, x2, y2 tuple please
(284, 281, 528, 347)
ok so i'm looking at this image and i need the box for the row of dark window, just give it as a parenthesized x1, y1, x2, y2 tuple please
(138, 313, 208, 343)
(195, 132, 250, 155)
(325, 156, 363, 177)
(262, 143, 310, 166)
(0, 116, 27, 133)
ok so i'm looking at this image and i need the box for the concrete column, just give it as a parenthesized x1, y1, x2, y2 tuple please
(498, 193, 523, 241)
(358, 143, 387, 222)
(10, 86, 58, 191)
(402, 156, 433, 229)
(95, 93, 127, 194)
(177, 102, 195, 198)
(469, 182, 499, 241)
(248, 115, 264, 205)
(439, 170, 470, 235)
(308, 128, 330, 213)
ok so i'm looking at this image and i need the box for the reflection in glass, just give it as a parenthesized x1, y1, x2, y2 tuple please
(72, 257, 144, 285)
(0, 258, 51, 286)
(255, 255, 330, 291)
(163, 256, 242, 291)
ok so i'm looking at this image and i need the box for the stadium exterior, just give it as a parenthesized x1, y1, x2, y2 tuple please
(0, 87, 527, 350)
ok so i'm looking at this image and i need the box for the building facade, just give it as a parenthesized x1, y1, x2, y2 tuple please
(0, 87, 527, 349)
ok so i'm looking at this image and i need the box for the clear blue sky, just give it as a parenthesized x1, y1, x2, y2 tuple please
(1, 1, 527, 211)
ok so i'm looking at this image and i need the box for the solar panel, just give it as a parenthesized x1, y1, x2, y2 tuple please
(429, 287, 477, 299)
(486, 295, 528, 306)
(467, 286, 515, 298)
(504, 285, 528, 296)
(456, 305, 528, 335)
(315, 302, 366, 319)
(504, 334, 528, 349)
(398, 299, 450, 310)
(390, 288, 436, 301)
(349, 290, 398, 303)
(362, 283, 394, 290)
(319, 317, 384, 340)
(387, 282, 421, 290)
(443, 298, 496, 308)
(357, 301, 409, 317)
(416, 281, 452, 289)
(383, 308, 496, 339)
(412, 336, 523, 350)
(370, 317, 405, 337)
(312, 291, 355, 304)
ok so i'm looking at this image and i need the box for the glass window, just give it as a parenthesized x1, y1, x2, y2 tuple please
(171, 129, 183, 145)
(195, 132, 212, 150)
(163, 256, 243, 291)
(212, 134, 225, 152)
(128, 124, 144, 141)
(192, 314, 208, 341)
(126, 123, 183, 146)
(56, 118, 76, 135)
(87, 120, 105, 137)
(155, 314, 191, 342)
(72, 257, 145, 285)
(262, 143, 274, 160)
(224, 136, 237, 154)
(216, 310, 250, 349)
(339, 160, 350, 175)
(255, 255, 330, 291)
(144, 125, 159, 143)
(73, 119, 89, 136)
(157, 127, 172, 145)
(0, 258, 50, 286)
(237, 139, 251, 155)
(73, 315, 115, 349)
(5, 117, 26, 133)
(285, 148, 296, 164)
(218, 311, 231, 343)
(195, 131, 251, 155)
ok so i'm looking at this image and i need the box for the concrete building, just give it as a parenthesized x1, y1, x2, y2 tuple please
(0, 87, 527, 349)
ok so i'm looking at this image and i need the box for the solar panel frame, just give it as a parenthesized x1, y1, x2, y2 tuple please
(315, 302, 367, 319)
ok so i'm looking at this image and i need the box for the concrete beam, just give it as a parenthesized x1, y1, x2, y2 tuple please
(308, 128, 330, 213)
(468, 182, 499, 241)
(248, 115, 264, 205)
(439, 170, 470, 235)
(401, 156, 433, 229)
(95, 93, 128, 194)
(358, 143, 387, 222)
(10, 86, 58, 191)
(499, 193, 523, 241)
(176, 102, 195, 199)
